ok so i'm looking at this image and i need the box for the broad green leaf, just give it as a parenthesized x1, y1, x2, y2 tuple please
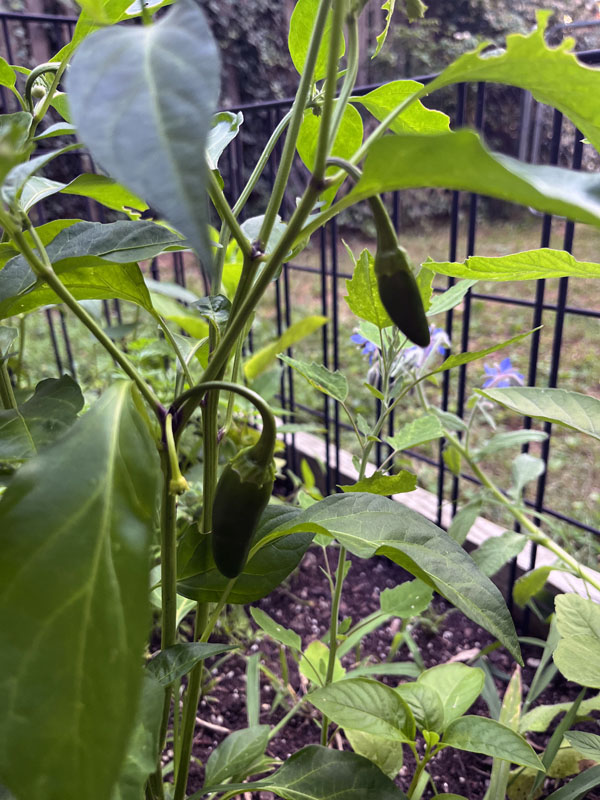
(204, 725, 269, 789)
(443, 444, 461, 477)
(0, 326, 17, 359)
(1, 143, 79, 208)
(193, 294, 231, 331)
(473, 429, 547, 462)
(0, 112, 33, 185)
(416, 265, 434, 311)
(73, 0, 132, 24)
(513, 566, 553, 608)
(425, 11, 600, 154)
(0, 382, 160, 800)
(471, 531, 527, 578)
(33, 121, 77, 140)
(443, 716, 544, 769)
(418, 664, 484, 728)
(244, 316, 328, 382)
(556, 594, 600, 640)
(339, 471, 417, 495)
(111, 675, 163, 800)
(386, 414, 444, 452)
(447, 499, 482, 545)
(278, 354, 348, 403)
(344, 729, 403, 779)
(0, 262, 154, 319)
(177, 505, 313, 604)
(265, 745, 409, 800)
(380, 579, 433, 618)
(427, 279, 477, 317)
(299, 640, 345, 686)
(476, 387, 600, 442)
(297, 102, 363, 206)
(62, 175, 148, 215)
(288, 0, 345, 80)
(347, 131, 600, 228)
(355, 81, 450, 134)
(0, 57, 16, 88)
(240, 215, 287, 258)
(564, 731, 600, 762)
(345, 248, 392, 329)
(511, 453, 545, 499)
(425, 248, 600, 282)
(432, 328, 537, 376)
(349, 662, 421, 680)
(405, 0, 427, 22)
(67, 0, 220, 268)
(544, 765, 600, 800)
(0, 375, 84, 460)
(373, 0, 396, 58)
(520, 694, 600, 733)
(146, 642, 236, 686)
(279, 493, 520, 661)
(396, 682, 444, 733)
(554, 636, 600, 688)
(250, 607, 301, 651)
(309, 678, 415, 741)
(19, 176, 65, 212)
(206, 111, 244, 171)
(487, 666, 522, 800)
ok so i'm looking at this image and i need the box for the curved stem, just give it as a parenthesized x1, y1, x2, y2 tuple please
(24, 61, 59, 113)
(155, 314, 194, 391)
(320, 543, 347, 746)
(208, 168, 252, 261)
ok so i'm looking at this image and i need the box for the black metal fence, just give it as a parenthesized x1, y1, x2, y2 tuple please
(2, 11, 600, 587)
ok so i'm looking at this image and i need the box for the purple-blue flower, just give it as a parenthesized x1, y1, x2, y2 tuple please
(399, 325, 451, 371)
(482, 357, 524, 388)
(351, 332, 378, 365)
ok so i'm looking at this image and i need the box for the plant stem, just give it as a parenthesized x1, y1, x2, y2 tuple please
(207, 169, 252, 261)
(0, 360, 17, 410)
(327, 12, 360, 150)
(258, 0, 332, 249)
(320, 543, 347, 746)
(155, 313, 194, 390)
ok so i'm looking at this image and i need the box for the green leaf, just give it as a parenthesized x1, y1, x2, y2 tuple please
(62, 174, 148, 215)
(344, 729, 403, 780)
(554, 636, 600, 688)
(487, 665, 522, 800)
(67, 0, 220, 269)
(443, 444, 461, 477)
(288, 0, 345, 80)
(19, 176, 65, 212)
(424, 11, 600, 154)
(240, 215, 287, 258)
(339, 471, 417, 495)
(473, 429, 547, 462)
(279, 493, 520, 661)
(418, 664, 484, 728)
(193, 294, 232, 331)
(380, 579, 433, 618)
(0, 113, 33, 185)
(556, 594, 600, 640)
(265, 745, 409, 800)
(73, 0, 132, 24)
(425, 248, 600, 282)
(373, 0, 397, 58)
(0, 375, 84, 460)
(111, 675, 163, 800)
(146, 642, 236, 686)
(476, 387, 600, 442)
(447, 499, 482, 545)
(299, 640, 345, 686)
(443, 716, 544, 769)
(0, 261, 154, 319)
(405, 0, 427, 22)
(309, 678, 415, 741)
(149, 294, 207, 339)
(520, 694, 600, 734)
(386, 414, 444, 452)
(471, 532, 527, 578)
(0, 382, 160, 800)
(250, 607, 301, 651)
(33, 121, 77, 140)
(510, 453, 545, 499)
(177, 505, 313, 604)
(1, 143, 79, 208)
(0, 326, 17, 359)
(244, 316, 328, 382)
(0, 57, 16, 88)
(433, 328, 537, 376)
(396, 682, 444, 733)
(349, 130, 600, 227)
(355, 81, 449, 134)
(427, 279, 477, 317)
(544, 765, 600, 800)
(278, 354, 348, 403)
(345, 248, 391, 329)
(513, 566, 553, 608)
(204, 725, 269, 789)
(206, 111, 244, 171)
(564, 731, 600, 762)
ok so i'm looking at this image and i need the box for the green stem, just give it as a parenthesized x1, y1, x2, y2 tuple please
(24, 61, 59, 114)
(327, 12, 360, 150)
(320, 543, 348, 746)
(258, 0, 332, 248)
(155, 314, 194, 391)
(16, 315, 25, 388)
(407, 743, 433, 799)
(208, 169, 253, 261)
(0, 360, 17, 409)
(30, 58, 69, 132)
(269, 696, 307, 740)
(5, 217, 163, 417)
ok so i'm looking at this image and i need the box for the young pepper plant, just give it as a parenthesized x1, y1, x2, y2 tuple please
(1, 1, 600, 799)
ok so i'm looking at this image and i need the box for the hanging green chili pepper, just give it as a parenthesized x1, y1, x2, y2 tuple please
(368, 194, 431, 348)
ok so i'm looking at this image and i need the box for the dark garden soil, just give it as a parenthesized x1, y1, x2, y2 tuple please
(183, 548, 600, 799)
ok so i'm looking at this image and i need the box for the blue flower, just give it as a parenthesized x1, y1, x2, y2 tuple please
(351, 332, 378, 365)
(482, 357, 525, 388)
(400, 325, 451, 370)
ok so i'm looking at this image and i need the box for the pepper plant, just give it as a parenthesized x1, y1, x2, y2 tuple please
(2, 1, 600, 799)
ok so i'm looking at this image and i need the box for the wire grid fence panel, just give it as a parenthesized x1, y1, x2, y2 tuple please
(2, 12, 600, 585)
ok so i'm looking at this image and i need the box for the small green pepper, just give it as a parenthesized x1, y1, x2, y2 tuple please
(211, 444, 276, 578)
(369, 196, 431, 348)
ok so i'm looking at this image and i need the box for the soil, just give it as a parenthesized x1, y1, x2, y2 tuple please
(183, 548, 600, 799)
